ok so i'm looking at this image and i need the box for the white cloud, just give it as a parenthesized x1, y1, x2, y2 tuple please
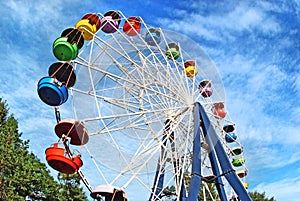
(226, 5, 264, 31)
(219, 54, 300, 184)
(253, 177, 300, 201)
(1, 0, 95, 47)
(0, 1, 298, 200)
(157, 1, 282, 42)
(290, 106, 300, 124)
(246, 144, 300, 169)
(294, 75, 300, 93)
(157, 16, 221, 41)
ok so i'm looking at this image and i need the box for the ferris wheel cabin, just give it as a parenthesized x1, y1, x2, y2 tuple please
(37, 77, 68, 106)
(231, 147, 243, 155)
(101, 10, 121, 33)
(166, 42, 180, 60)
(76, 13, 101, 40)
(123, 16, 141, 36)
(198, 80, 213, 97)
(53, 28, 84, 61)
(48, 62, 76, 88)
(54, 119, 89, 146)
(213, 102, 227, 118)
(45, 143, 83, 174)
(145, 28, 161, 46)
(36, 9, 253, 201)
(184, 60, 199, 78)
(90, 185, 127, 201)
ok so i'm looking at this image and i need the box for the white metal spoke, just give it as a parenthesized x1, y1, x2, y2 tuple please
(66, 11, 247, 201)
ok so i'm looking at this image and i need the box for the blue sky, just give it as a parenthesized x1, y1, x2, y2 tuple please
(0, 0, 299, 200)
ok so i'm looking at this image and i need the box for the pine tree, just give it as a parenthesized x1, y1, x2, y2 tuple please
(163, 174, 218, 200)
(0, 98, 88, 200)
(0, 98, 58, 200)
(249, 191, 276, 201)
(57, 173, 88, 201)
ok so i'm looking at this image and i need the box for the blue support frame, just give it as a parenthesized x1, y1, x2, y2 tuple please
(202, 126, 228, 201)
(149, 131, 167, 201)
(199, 104, 252, 201)
(150, 119, 187, 201)
(186, 103, 202, 201)
(170, 134, 187, 201)
(149, 103, 252, 201)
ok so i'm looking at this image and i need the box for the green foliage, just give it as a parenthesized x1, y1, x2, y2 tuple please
(163, 174, 218, 200)
(0, 98, 58, 200)
(57, 173, 88, 201)
(198, 183, 218, 200)
(249, 191, 276, 201)
(164, 174, 276, 201)
(184, 174, 218, 200)
(0, 98, 88, 200)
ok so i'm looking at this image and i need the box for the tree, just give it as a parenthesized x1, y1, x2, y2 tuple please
(163, 174, 218, 201)
(184, 174, 218, 200)
(0, 98, 88, 200)
(57, 173, 88, 201)
(249, 191, 276, 201)
(198, 182, 218, 200)
(0, 98, 58, 200)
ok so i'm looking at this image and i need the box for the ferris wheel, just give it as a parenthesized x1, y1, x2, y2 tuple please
(37, 10, 252, 201)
